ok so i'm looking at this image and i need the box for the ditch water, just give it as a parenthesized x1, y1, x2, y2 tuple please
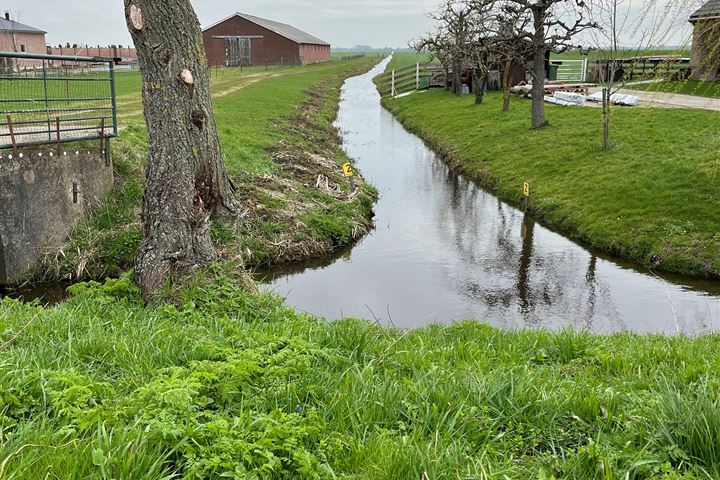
(260, 57, 720, 335)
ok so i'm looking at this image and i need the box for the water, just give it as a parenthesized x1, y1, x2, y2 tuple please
(261, 57, 720, 335)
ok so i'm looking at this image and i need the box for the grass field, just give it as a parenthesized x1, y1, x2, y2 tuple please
(380, 68, 720, 278)
(32, 58, 379, 282)
(627, 80, 720, 99)
(2, 270, 720, 478)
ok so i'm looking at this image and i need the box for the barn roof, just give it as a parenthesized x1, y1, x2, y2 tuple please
(205, 13, 330, 46)
(0, 17, 46, 34)
(690, 0, 720, 21)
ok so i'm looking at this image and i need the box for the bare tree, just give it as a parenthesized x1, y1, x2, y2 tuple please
(430, 0, 477, 96)
(410, 31, 454, 90)
(124, 0, 236, 301)
(588, 0, 691, 150)
(492, 0, 598, 128)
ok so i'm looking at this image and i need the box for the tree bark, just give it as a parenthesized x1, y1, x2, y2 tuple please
(472, 69, 487, 105)
(124, 0, 236, 301)
(530, 8, 547, 129)
(602, 87, 610, 151)
(502, 59, 512, 112)
(452, 60, 462, 96)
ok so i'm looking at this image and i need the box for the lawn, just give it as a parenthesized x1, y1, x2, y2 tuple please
(33, 57, 379, 282)
(381, 87, 720, 278)
(1, 271, 720, 479)
(627, 80, 720, 99)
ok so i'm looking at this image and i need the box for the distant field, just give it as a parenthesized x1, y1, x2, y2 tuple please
(552, 48, 691, 61)
(627, 79, 720, 99)
(387, 52, 431, 70)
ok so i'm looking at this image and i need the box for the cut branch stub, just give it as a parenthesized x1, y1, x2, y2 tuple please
(181, 69, 194, 85)
(129, 5, 144, 31)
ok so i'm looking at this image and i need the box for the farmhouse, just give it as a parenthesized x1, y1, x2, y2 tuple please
(203, 13, 331, 67)
(689, 0, 720, 80)
(0, 13, 46, 55)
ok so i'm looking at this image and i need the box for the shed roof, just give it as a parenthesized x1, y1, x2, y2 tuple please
(0, 17, 46, 34)
(205, 13, 330, 46)
(690, 0, 720, 21)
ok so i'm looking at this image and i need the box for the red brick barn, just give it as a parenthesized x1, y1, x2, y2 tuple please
(203, 13, 331, 67)
(0, 13, 46, 55)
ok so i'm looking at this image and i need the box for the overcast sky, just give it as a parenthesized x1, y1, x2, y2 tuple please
(1, 0, 699, 49)
(0, 0, 439, 48)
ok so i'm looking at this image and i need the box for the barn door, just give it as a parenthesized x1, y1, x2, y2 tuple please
(224, 37, 252, 67)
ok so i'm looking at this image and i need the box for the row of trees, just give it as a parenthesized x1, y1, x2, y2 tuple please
(413, 0, 690, 138)
(413, 0, 597, 128)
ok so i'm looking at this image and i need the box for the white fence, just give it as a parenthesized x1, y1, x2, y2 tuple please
(552, 59, 588, 82)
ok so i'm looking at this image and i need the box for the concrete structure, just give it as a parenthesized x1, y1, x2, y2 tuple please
(0, 149, 113, 285)
(0, 13, 46, 68)
(689, 0, 720, 80)
(203, 13, 331, 67)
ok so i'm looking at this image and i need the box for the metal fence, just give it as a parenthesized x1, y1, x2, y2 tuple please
(0, 52, 118, 152)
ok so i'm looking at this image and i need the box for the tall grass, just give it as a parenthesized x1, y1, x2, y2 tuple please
(1, 272, 720, 478)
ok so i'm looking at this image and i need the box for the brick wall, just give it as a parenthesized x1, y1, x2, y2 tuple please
(299, 44, 331, 64)
(46, 45, 138, 61)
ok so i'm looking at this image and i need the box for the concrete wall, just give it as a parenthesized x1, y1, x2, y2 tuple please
(0, 148, 113, 285)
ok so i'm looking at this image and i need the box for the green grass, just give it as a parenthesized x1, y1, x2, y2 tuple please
(552, 49, 691, 61)
(2, 271, 720, 478)
(34, 58, 379, 282)
(381, 89, 720, 278)
(627, 80, 720, 99)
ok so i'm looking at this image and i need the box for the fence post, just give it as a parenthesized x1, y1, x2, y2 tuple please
(42, 59, 52, 142)
(391, 70, 396, 97)
(581, 58, 588, 82)
(416, 62, 420, 90)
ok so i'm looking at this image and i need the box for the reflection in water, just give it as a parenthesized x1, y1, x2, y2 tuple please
(261, 57, 720, 335)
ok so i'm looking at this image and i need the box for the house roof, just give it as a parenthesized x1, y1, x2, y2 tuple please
(690, 0, 720, 21)
(204, 13, 330, 46)
(0, 17, 46, 34)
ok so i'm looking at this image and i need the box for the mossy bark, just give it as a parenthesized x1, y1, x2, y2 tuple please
(124, 0, 236, 301)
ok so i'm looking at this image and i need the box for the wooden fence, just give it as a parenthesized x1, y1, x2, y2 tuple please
(376, 63, 434, 97)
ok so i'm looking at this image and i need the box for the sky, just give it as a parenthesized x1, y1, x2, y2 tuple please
(0, 0, 439, 48)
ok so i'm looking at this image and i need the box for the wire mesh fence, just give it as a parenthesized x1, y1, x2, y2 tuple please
(0, 52, 118, 152)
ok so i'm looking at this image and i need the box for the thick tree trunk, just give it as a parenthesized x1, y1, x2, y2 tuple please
(531, 8, 547, 129)
(502, 59, 512, 112)
(452, 61, 462, 96)
(472, 69, 487, 105)
(124, 0, 236, 301)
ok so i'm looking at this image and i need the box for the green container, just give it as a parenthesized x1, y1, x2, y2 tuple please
(548, 63, 560, 81)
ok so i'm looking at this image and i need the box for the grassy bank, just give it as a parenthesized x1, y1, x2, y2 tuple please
(380, 86, 720, 278)
(33, 58, 378, 283)
(1, 273, 720, 478)
(627, 80, 720, 99)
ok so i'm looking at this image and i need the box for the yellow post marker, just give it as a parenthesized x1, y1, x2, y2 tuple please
(342, 163, 354, 178)
(523, 181, 530, 198)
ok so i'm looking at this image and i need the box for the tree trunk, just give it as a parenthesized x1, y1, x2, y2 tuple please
(502, 59, 512, 112)
(531, 8, 547, 129)
(452, 61, 462, 96)
(472, 69, 487, 105)
(124, 0, 236, 301)
(443, 66, 450, 90)
(602, 87, 610, 151)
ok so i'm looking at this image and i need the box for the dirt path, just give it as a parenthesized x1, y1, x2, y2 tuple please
(588, 86, 720, 111)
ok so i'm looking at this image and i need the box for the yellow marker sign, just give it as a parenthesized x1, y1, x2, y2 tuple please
(342, 163, 354, 178)
(523, 181, 530, 197)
